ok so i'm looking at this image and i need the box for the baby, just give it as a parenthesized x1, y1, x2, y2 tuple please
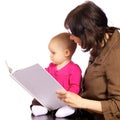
(30, 32, 82, 118)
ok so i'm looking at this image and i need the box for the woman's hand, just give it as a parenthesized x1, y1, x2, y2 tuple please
(56, 90, 102, 113)
(56, 90, 82, 108)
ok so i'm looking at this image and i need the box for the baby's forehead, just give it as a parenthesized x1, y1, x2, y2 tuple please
(50, 40, 66, 48)
(48, 39, 68, 50)
(52, 36, 70, 45)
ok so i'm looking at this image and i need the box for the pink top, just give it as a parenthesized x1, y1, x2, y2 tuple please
(45, 61, 82, 94)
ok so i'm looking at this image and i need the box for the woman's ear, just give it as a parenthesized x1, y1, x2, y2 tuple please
(64, 49, 71, 57)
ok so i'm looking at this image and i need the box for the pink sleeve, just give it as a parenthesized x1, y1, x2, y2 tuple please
(45, 63, 53, 72)
(68, 65, 82, 94)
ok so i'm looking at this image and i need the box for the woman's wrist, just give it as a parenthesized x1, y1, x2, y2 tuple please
(79, 97, 87, 109)
(79, 98, 102, 113)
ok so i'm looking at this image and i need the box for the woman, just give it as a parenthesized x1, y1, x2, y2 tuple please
(56, 1, 120, 120)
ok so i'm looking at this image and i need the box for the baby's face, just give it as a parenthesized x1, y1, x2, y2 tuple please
(48, 41, 67, 65)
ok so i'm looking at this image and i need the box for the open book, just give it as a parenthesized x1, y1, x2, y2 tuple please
(6, 62, 65, 110)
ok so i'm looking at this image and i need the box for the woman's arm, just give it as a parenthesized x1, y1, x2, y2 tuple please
(56, 90, 102, 113)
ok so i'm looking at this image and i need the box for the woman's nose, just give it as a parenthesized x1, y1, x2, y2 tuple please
(70, 35, 75, 41)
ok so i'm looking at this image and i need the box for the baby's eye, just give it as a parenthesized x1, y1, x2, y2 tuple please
(51, 52, 55, 54)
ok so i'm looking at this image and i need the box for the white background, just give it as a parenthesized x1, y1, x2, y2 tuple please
(0, 0, 120, 119)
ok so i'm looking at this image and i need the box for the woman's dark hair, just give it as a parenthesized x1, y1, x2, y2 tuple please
(64, 1, 118, 58)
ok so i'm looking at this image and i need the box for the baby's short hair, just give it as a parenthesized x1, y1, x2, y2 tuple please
(51, 32, 77, 56)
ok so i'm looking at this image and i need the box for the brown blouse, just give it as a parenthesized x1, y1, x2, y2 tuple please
(81, 30, 120, 120)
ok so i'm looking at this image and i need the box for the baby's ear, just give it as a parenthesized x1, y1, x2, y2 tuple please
(64, 49, 71, 57)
